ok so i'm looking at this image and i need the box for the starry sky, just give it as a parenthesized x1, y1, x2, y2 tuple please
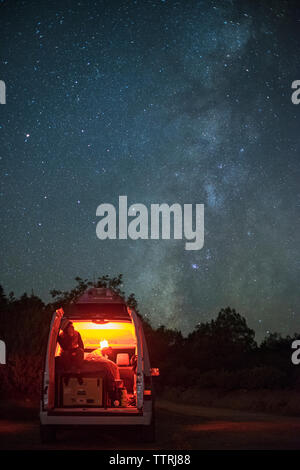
(0, 0, 300, 341)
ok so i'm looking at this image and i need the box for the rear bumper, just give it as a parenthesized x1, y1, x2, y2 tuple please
(40, 405, 152, 426)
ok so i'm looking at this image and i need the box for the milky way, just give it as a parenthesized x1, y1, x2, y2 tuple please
(0, 0, 299, 340)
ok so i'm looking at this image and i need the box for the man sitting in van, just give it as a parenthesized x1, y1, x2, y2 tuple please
(85, 345, 120, 380)
(58, 321, 84, 372)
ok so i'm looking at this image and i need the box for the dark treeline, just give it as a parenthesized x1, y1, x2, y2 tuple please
(0, 275, 299, 399)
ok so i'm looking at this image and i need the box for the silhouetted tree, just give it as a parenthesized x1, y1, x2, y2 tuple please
(1, 278, 299, 397)
(50, 274, 126, 308)
(184, 307, 257, 371)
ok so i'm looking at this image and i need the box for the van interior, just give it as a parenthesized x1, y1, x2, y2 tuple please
(54, 318, 138, 410)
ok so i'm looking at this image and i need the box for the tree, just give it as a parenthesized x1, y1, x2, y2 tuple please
(184, 307, 257, 371)
(49, 274, 126, 308)
(211, 307, 256, 351)
(0, 284, 7, 311)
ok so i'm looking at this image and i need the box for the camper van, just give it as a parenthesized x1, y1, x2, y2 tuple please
(40, 288, 158, 443)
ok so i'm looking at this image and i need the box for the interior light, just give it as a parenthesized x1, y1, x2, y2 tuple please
(100, 339, 109, 349)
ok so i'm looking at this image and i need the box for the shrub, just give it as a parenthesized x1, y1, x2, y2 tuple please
(0, 354, 44, 398)
(240, 366, 287, 390)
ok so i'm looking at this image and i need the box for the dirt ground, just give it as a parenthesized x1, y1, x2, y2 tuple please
(1, 398, 300, 450)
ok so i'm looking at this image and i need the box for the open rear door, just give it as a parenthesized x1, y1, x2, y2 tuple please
(128, 309, 144, 410)
(43, 308, 64, 410)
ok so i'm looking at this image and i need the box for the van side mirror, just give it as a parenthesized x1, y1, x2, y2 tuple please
(151, 368, 160, 377)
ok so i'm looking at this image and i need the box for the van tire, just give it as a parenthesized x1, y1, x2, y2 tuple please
(40, 425, 56, 444)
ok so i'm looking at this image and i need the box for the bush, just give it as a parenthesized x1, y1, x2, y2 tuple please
(240, 366, 287, 390)
(165, 365, 201, 387)
(0, 354, 44, 398)
(195, 369, 242, 390)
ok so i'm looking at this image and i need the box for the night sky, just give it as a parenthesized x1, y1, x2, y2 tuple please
(1, 0, 299, 340)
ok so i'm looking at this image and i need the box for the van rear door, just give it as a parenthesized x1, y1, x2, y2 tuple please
(128, 310, 144, 410)
(43, 308, 64, 410)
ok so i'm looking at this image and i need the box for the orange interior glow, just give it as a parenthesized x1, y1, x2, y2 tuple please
(71, 321, 136, 349)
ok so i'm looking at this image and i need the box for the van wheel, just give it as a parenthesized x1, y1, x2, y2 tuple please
(40, 425, 56, 444)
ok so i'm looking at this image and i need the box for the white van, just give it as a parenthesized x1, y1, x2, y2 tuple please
(40, 288, 158, 443)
